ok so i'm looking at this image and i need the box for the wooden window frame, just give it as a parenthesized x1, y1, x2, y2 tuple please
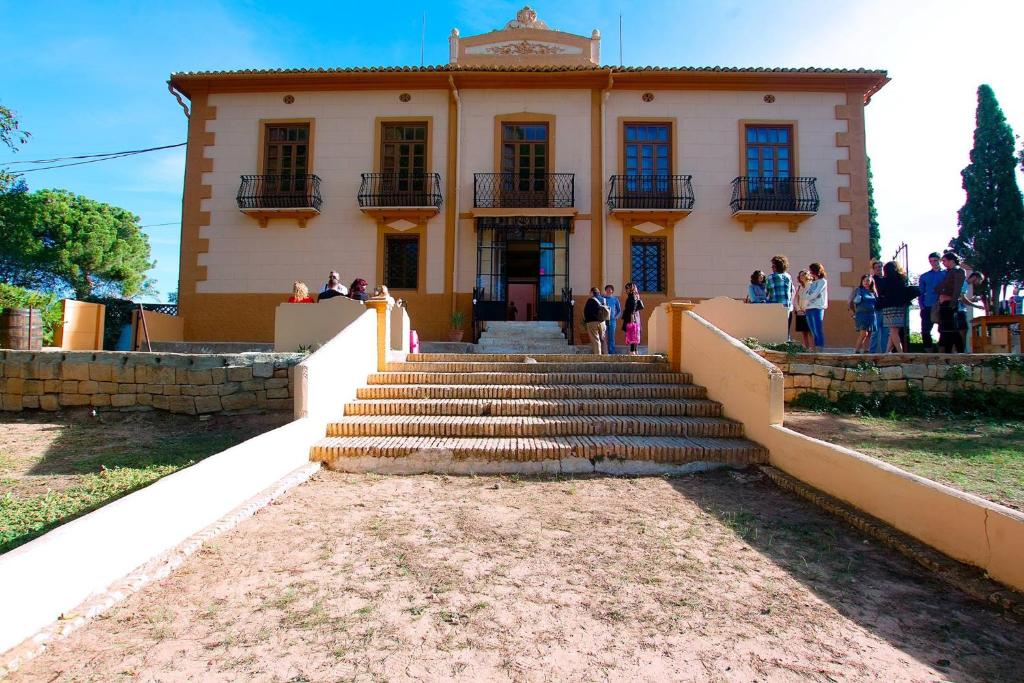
(737, 120, 799, 178)
(257, 119, 316, 175)
(617, 117, 677, 176)
(492, 112, 556, 173)
(374, 117, 433, 173)
(621, 121, 673, 177)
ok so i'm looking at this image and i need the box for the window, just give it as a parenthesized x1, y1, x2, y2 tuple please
(501, 123, 548, 194)
(744, 125, 792, 179)
(264, 123, 310, 192)
(384, 235, 419, 290)
(624, 123, 671, 177)
(381, 123, 427, 194)
(630, 237, 666, 293)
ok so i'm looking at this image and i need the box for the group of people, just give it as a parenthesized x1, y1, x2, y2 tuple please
(747, 251, 992, 354)
(582, 283, 645, 355)
(849, 251, 989, 354)
(747, 256, 830, 351)
(288, 272, 370, 304)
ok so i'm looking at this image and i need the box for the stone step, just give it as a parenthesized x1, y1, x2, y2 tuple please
(342, 398, 723, 417)
(410, 353, 664, 363)
(384, 361, 671, 374)
(475, 343, 572, 352)
(355, 383, 708, 400)
(327, 415, 744, 438)
(483, 321, 563, 332)
(310, 435, 767, 466)
(366, 372, 692, 386)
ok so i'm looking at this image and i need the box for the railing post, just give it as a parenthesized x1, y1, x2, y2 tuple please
(365, 295, 395, 371)
(666, 301, 695, 372)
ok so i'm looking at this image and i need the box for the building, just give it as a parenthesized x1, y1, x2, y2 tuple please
(168, 6, 888, 345)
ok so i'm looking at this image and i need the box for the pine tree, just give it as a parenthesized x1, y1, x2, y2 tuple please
(952, 85, 1024, 302)
(866, 156, 881, 261)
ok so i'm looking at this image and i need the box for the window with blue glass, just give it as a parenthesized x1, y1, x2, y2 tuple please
(624, 123, 671, 195)
(630, 237, 666, 294)
(744, 125, 792, 179)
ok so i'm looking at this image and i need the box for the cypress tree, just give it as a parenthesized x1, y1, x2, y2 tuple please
(952, 84, 1024, 302)
(866, 156, 881, 261)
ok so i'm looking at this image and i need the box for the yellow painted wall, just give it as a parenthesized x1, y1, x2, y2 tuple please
(54, 300, 104, 351)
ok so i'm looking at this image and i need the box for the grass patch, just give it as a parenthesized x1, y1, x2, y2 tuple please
(0, 419, 280, 554)
(786, 412, 1024, 511)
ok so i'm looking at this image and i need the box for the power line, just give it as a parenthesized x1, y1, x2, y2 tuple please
(3, 142, 187, 175)
(139, 221, 180, 228)
(3, 142, 186, 165)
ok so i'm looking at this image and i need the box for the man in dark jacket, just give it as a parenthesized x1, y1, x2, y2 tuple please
(583, 287, 609, 355)
(935, 252, 967, 353)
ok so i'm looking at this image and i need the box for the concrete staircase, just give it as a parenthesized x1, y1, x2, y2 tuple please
(476, 321, 573, 354)
(310, 353, 768, 474)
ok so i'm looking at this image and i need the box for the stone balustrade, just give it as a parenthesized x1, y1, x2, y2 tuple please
(0, 350, 301, 415)
(756, 351, 1024, 402)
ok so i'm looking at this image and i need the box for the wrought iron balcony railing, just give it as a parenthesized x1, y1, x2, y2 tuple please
(357, 172, 443, 209)
(237, 174, 322, 211)
(730, 176, 819, 213)
(607, 175, 694, 211)
(474, 172, 575, 209)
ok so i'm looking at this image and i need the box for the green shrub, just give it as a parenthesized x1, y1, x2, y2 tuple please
(0, 283, 62, 345)
(980, 355, 1024, 375)
(794, 386, 1024, 420)
(742, 337, 804, 356)
(944, 364, 971, 383)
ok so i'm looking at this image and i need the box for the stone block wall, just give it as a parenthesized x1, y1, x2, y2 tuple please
(0, 350, 302, 415)
(756, 351, 1024, 403)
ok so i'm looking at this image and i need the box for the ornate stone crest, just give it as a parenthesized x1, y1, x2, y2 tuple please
(504, 6, 549, 30)
(485, 40, 566, 56)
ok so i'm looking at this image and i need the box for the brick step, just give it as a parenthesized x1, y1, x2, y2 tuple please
(311, 435, 767, 466)
(355, 383, 708, 400)
(383, 361, 671, 374)
(410, 353, 664, 363)
(327, 415, 743, 438)
(342, 398, 722, 417)
(366, 372, 691, 386)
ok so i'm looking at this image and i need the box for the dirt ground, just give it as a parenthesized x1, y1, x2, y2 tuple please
(9, 470, 1023, 682)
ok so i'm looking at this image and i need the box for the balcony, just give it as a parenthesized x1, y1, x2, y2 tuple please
(607, 174, 694, 228)
(358, 172, 443, 222)
(730, 176, 819, 232)
(472, 172, 575, 217)
(237, 174, 322, 228)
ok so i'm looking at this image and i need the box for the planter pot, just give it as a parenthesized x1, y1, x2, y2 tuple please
(448, 329, 465, 342)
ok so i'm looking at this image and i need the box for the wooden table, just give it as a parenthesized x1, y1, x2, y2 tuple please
(971, 314, 1023, 353)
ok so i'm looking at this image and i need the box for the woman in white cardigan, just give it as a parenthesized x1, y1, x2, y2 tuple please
(804, 262, 829, 351)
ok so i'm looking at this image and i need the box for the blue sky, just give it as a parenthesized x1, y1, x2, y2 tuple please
(2, 0, 1022, 301)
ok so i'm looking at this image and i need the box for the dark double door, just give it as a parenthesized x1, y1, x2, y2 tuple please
(474, 217, 570, 322)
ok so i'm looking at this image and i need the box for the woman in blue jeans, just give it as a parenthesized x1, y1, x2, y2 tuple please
(804, 262, 828, 351)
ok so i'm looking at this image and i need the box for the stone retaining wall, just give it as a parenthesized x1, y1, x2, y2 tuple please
(0, 350, 301, 415)
(756, 351, 1024, 402)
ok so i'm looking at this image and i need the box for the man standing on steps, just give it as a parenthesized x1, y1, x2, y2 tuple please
(583, 287, 610, 355)
(602, 284, 621, 355)
(917, 252, 944, 352)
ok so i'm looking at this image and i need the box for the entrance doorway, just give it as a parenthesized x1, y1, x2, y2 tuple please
(474, 216, 570, 323)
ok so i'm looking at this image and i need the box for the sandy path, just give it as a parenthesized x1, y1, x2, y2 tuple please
(10, 470, 1023, 682)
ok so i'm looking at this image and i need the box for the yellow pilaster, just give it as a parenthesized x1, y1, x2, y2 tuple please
(666, 301, 695, 372)
(364, 296, 395, 371)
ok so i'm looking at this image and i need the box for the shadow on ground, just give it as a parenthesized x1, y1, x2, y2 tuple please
(674, 469, 1024, 683)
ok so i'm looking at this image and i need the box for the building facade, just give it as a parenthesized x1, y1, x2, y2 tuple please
(168, 6, 887, 344)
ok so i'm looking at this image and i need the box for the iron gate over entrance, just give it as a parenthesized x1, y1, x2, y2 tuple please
(473, 216, 572, 331)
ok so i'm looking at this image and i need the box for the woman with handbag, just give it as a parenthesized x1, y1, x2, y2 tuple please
(876, 261, 908, 353)
(622, 282, 645, 356)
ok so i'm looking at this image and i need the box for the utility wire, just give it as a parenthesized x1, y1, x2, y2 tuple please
(140, 222, 180, 228)
(3, 142, 186, 165)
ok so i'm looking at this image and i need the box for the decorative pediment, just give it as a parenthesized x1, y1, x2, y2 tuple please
(450, 6, 600, 66)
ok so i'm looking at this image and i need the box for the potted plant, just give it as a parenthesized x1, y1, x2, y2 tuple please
(448, 310, 466, 342)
